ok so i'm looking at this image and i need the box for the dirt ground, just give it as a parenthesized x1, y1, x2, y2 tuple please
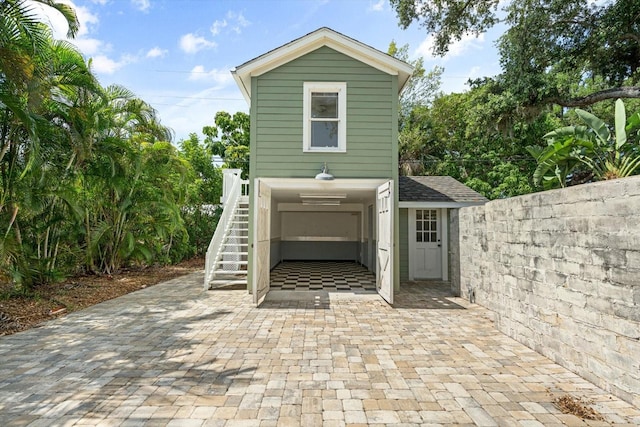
(0, 257, 204, 337)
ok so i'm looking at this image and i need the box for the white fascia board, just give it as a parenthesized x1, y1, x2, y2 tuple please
(233, 28, 414, 101)
(260, 177, 389, 191)
(231, 70, 251, 106)
(398, 201, 487, 209)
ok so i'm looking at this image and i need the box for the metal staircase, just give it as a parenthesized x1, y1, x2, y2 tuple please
(204, 170, 250, 290)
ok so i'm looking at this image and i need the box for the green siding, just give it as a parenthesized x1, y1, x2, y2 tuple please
(251, 46, 397, 180)
(399, 208, 409, 281)
(248, 44, 402, 292)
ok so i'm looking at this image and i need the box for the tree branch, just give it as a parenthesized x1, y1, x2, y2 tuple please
(546, 87, 640, 107)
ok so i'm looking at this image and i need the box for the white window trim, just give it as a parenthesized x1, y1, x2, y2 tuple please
(303, 82, 347, 152)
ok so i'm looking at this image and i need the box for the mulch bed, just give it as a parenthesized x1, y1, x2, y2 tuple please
(0, 257, 203, 336)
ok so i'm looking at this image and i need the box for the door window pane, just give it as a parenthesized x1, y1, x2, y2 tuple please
(416, 210, 439, 242)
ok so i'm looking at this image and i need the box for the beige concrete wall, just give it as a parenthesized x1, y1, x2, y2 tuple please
(458, 176, 640, 407)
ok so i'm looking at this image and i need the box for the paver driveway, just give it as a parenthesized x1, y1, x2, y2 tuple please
(0, 272, 638, 427)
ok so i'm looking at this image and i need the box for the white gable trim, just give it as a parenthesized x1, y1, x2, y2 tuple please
(232, 28, 414, 104)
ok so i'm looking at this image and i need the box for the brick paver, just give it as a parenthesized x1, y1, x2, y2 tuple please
(0, 273, 638, 426)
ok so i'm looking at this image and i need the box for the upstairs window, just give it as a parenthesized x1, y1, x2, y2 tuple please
(303, 82, 346, 152)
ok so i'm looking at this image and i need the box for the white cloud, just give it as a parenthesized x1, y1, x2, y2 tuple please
(90, 54, 136, 74)
(225, 11, 250, 34)
(188, 65, 234, 86)
(211, 19, 227, 36)
(31, 1, 98, 39)
(146, 47, 168, 58)
(72, 38, 105, 55)
(74, 5, 100, 38)
(179, 33, 217, 54)
(131, 0, 150, 12)
(415, 32, 486, 61)
(209, 11, 250, 37)
(370, 0, 385, 12)
(415, 36, 436, 59)
(465, 66, 482, 80)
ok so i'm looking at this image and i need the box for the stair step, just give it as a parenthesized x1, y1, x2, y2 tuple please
(217, 260, 248, 265)
(214, 270, 248, 275)
(207, 279, 247, 289)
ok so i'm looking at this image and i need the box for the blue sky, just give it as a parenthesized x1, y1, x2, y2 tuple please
(39, 0, 505, 142)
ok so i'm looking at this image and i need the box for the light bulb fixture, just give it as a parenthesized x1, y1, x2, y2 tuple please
(299, 193, 346, 199)
(314, 162, 334, 180)
(301, 200, 341, 206)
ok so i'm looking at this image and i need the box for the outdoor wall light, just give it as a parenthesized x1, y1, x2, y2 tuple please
(315, 162, 334, 180)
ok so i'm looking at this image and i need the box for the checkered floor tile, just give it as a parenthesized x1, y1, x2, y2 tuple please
(270, 261, 377, 292)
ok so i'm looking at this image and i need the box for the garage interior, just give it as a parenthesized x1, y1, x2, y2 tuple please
(261, 179, 388, 293)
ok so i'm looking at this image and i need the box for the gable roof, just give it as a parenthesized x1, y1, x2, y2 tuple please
(232, 27, 414, 104)
(399, 176, 488, 206)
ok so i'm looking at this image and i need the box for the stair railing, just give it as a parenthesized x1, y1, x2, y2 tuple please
(204, 172, 244, 289)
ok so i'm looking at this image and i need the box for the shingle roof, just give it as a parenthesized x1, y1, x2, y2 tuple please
(399, 176, 488, 204)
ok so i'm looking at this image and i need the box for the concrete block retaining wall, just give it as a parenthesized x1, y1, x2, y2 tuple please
(458, 176, 640, 407)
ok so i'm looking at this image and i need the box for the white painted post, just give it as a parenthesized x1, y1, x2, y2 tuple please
(221, 169, 242, 205)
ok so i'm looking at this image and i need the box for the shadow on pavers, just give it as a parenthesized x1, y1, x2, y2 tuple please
(392, 281, 466, 310)
(257, 283, 466, 310)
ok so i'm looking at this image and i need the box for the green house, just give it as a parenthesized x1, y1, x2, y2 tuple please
(204, 28, 486, 304)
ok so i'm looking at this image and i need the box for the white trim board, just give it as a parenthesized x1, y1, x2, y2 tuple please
(232, 28, 414, 103)
(399, 201, 486, 209)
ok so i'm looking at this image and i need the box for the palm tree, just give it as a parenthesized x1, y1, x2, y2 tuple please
(0, 1, 99, 289)
(78, 85, 178, 274)
(0, 0, 79, 154)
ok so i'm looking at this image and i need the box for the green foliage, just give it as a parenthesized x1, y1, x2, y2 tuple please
(388, 41, 443, 116)
(528, 99, 640, 188)
(389, 0, 500, 56)
(203, 111, 250, 177)
(390, 0, 640, 108)
(0, 2, 223, 292)
(396, 68, 559, 199)
(177, 133, 223, 259)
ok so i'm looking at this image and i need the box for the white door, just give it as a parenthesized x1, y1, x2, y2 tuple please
(376, 181, 394, 304)
(409, 209, 442, 279)
(252, 179, 271, 305)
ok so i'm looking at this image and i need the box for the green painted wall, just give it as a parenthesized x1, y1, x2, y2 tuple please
(399, 208, 408, 281)
(251, 46, 398, 180)
(247, 45, 402, 293)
